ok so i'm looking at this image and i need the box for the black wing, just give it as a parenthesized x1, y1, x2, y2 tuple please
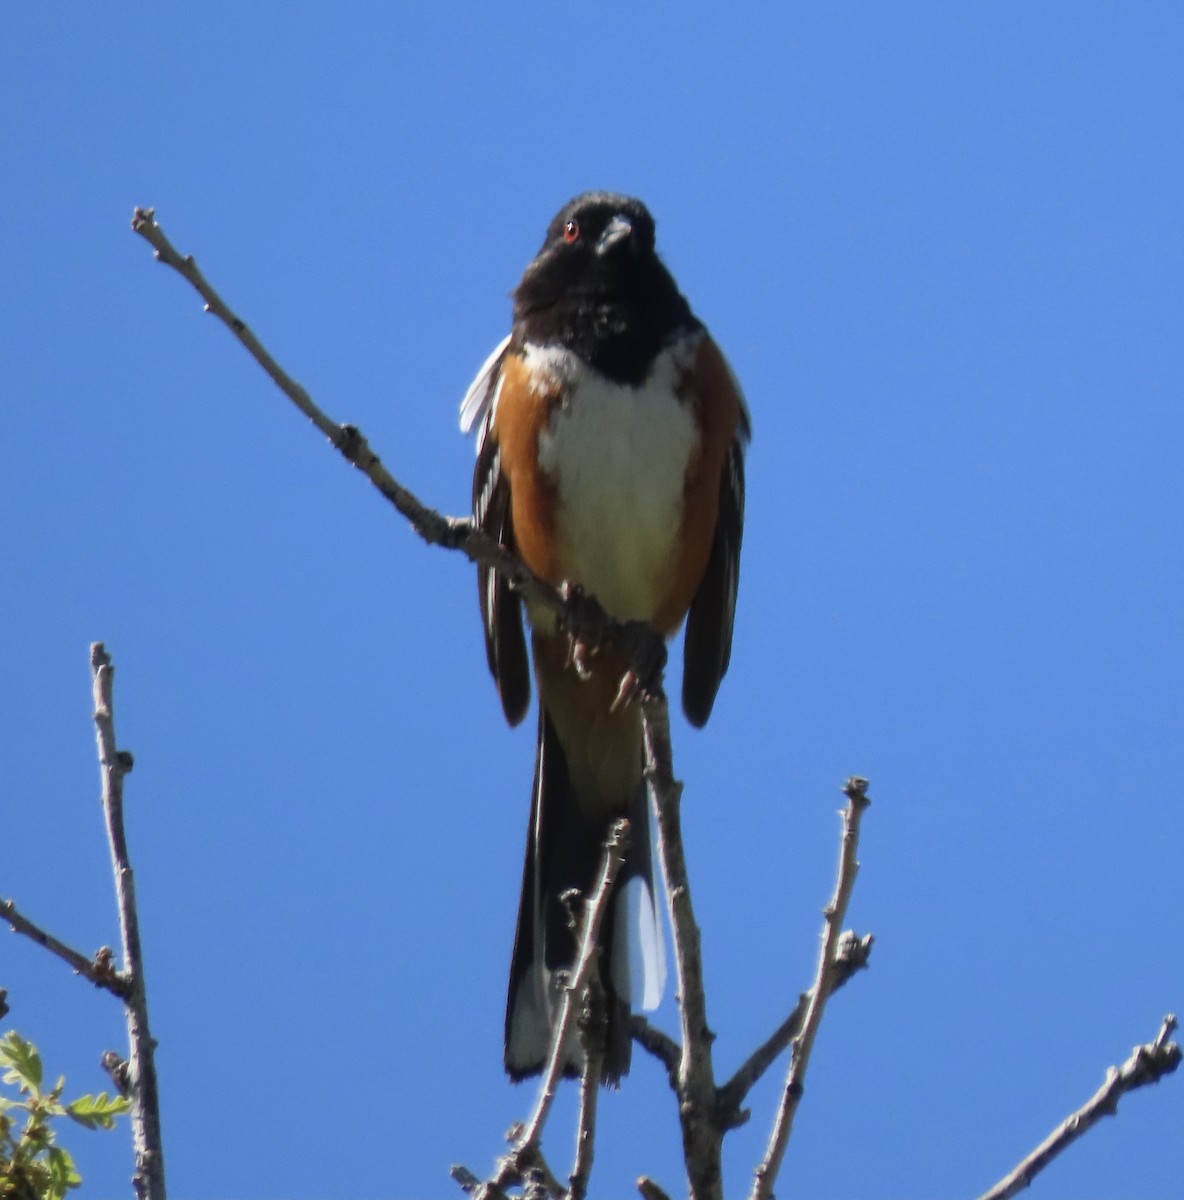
(682, 434, 746, 727)
(473, 408, 531, 726)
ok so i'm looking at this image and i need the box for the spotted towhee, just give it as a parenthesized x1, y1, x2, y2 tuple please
(461, 192, 750, 1083)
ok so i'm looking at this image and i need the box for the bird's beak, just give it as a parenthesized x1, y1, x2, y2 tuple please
(596, 214, 634, 256)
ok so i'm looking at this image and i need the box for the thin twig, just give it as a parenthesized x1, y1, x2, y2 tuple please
(750, 777, 871, 1200)
(91, 643, 166, 1200)
(641, 694, 723, 1200)
(975, 1014, 1181, 1200)
(0, 898, 130, 998)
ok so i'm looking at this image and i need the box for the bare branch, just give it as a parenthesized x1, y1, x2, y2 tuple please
(750, 777, 871, 1200)
(129, 210, 337, 444)
(975, 1014, 1181, 1200)
(0, 898, 130, 998)
(91, 643, 167, 1200)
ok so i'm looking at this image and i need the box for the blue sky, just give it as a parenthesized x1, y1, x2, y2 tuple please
(2, 4, 1181, 1197)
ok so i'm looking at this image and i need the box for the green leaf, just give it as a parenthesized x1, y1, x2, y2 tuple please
(66, 1091, 132, 1130)
(46, 1143, 83, 1198)
(0, 1030, 44, 1092)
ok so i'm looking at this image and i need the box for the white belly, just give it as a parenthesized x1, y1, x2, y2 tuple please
(529, 339, 701, 622)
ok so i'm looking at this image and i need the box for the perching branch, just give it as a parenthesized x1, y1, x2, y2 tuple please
(975, 1014, 1181, 1200)
(129, 206, 666, 698)
(91, 643, 167, 1200)
(750, 777, 871, 1200)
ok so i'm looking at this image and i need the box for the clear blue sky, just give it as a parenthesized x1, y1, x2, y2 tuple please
(2, 5, 1181, 1197)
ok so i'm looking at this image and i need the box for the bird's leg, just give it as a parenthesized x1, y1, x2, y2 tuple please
(558, 581, 605, 680)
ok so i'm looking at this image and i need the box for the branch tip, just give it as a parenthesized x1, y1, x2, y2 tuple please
(1154, 1013, 1178, 1051)
(976, 1016, 1183, 1200)
(637, 1177, 673, 1200)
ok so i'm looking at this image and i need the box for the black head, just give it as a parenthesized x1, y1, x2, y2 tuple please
(512, 192, 699, 385)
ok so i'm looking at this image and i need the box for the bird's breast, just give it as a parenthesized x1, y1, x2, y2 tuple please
(518, 337, 703, 626)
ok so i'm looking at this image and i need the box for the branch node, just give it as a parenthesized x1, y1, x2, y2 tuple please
(336, 423, 366, 462)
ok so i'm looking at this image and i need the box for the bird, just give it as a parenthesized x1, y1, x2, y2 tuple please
(460, 192, 750, 1084)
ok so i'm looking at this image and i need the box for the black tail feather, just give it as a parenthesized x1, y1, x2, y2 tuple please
(504, 709, 651, 1084)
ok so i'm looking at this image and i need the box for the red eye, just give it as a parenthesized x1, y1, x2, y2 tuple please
(563, 219, 580, 243)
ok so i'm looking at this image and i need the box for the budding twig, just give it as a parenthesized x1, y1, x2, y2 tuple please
(751, 777, 871, 1200)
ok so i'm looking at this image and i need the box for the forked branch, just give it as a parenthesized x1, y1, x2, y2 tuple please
(0, 898, 129, 999)
(1, 646, 166, 1200)
(750, 777, 871, 1200)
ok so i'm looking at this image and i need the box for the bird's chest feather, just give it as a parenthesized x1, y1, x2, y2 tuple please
(521, 341, 701, 623)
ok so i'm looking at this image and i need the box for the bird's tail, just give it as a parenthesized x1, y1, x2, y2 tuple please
(504, 707, 664, 1084)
